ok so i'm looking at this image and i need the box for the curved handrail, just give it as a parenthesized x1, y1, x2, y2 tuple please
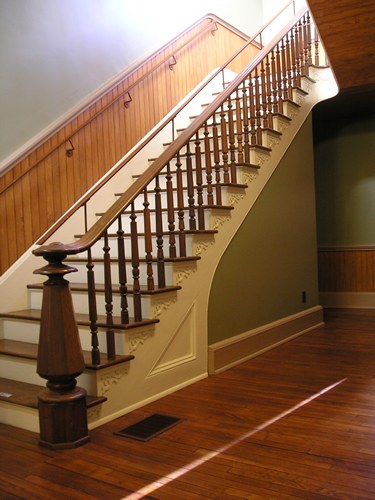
(36, 0, 298, 245)
(34, 5, 308, 259)
(0, 14, 253, 188)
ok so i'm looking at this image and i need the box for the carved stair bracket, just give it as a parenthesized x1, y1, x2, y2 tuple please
(213, 215, 231, 230)
(243, 172, 258, 185)
(128, 330, 154, 355)
(194, 238, 215, 256)
(228, 192, 245, 206)
(153, 296, 178, 318)
(254, 151, 270, 167)
(99, 365, 129, 396)
(174, 262, 197, 285)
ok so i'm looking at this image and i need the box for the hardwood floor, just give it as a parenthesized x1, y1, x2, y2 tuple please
(1, 308, 375, 499)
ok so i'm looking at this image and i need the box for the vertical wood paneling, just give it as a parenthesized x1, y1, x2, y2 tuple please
(0, 18, 260, 274)
(318, 247, 375, 292)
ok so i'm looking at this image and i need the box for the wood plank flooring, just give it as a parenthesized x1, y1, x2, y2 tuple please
(1, 308, 375, 499)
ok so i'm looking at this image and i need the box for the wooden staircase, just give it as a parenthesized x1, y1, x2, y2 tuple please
(0, 7, 337, 448)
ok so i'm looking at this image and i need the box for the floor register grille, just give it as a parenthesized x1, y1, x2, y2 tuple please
(114, 413, 182, 441)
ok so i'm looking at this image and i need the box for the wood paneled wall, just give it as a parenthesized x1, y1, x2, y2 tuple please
(318, 247, 375, 291)
(0, 17, 259, 275)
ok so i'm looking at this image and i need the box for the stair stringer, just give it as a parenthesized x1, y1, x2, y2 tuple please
(86, 66, 338, 430)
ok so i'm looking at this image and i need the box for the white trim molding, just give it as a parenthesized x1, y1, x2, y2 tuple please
(208, 306, 324, 374)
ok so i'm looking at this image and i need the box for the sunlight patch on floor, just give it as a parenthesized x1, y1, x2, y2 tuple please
(122, 378, 347, 499)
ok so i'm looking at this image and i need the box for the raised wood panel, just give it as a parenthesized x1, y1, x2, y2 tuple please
(0, 18, 259, 275)
(318, 247, 375, 292)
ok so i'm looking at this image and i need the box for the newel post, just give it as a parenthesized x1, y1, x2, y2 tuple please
(33, 242, 89, 449)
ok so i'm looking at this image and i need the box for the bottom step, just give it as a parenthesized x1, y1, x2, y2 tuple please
(0, 377, 106, 409)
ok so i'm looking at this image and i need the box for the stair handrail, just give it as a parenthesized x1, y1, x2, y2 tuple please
(0, 14, 253, 188)
(34, 5, 309, 260)
(36, 0, 298, 246)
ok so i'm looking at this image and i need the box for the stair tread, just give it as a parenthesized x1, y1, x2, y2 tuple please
(74, 229, 219, 239)
(162, 130, 281, 147)
(65, 255, 201, 263)
(97, 204, 235, 213)
(115, 181, 249, 196)
(0, 339, 135, 370)
(0, 376, 106, 409)
(27, 283, 181, 295)
(0, 309, 159, 330)
(132, 163, 262, 175)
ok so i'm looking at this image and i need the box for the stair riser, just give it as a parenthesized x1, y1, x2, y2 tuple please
(0, 355, 96, 394)
(134, 163, 257, 192)
(125, 183, 247, 213)
(106, 206, 227, 236)
(131, 186, 223, 212)
(0, 318, 128, 354)
(28, 287, 174, 319)
(84, 232, 199, 262)
(64, 260, 176, 287)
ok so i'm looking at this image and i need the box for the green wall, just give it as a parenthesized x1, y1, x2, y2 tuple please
(208, 115, 319, 344)
(314, 114, 375, 246)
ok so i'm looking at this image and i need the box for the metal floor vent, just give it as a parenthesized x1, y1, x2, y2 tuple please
(114, 413, 182, 441)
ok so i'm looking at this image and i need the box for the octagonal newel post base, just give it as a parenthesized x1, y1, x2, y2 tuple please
(33, 242, 89, 449)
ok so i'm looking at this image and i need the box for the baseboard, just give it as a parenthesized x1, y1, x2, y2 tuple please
(319, 292, 375, 309)
(87, 372, 208, 430)
(208, 306, 324, 374)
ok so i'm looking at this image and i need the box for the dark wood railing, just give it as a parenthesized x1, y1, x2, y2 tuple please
(0, 14, 258, 276)
(32, 6, 320, 448)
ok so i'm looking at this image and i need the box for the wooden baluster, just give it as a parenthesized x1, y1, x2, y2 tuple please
(248, 72, 257, 146)
(294, 23, 300, 86)
(306, 12, 313, 67)
(194, 131, 205, 229)
(290, 26, 298, 88)
(103, 230, 115, 359)
(294, 24, 301, 83)
(265, 56, 273, 131)
(298, 19, 305, 79)
(166, 162, 177, 258)
(260, 60, 268, 129)
(281, 37, 289, 102)
(175, 154, 187, 257)
(117, 215, 129, 324)
(33, 243, 89, 449)
(204, 122, 214, 206)
(154, 176, 166, 287)
(185, 142, 196, 230)
(143, 189, 154, 291)
(130, 202, 142, 320)
(302, 14, 309, 76)
(228, 94, 237, 184)
(220, 104, 230, 184)
(241, 81, 250, 164)
(235, 87, 243, 166)
(286, 32, 293, 100)
(271, 49, 278, 115)
(255, 66, 264, 143)
(86, 247, 100, 363)
(314, 27, 320, 66)
(276, 43, 284, 115)
(297, 21, 303, 83)
(212, 112, 222, 205)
